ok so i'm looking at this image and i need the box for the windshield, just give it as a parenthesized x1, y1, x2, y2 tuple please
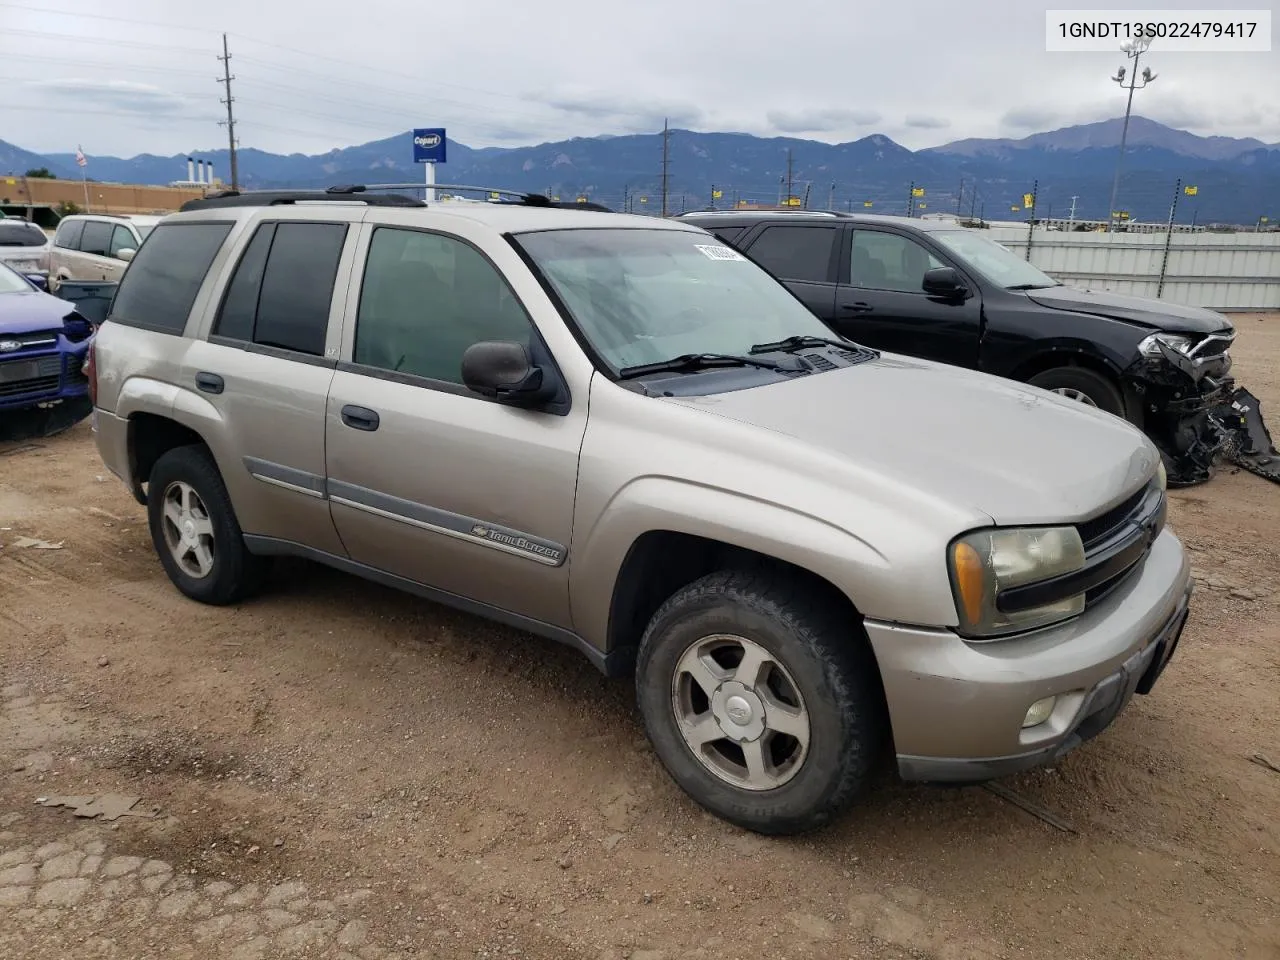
(0, 221, 48, 247)
(930, 230, 1059, 289)
(134, 224, 155, 240)
(512, 228, 837, 372)
(0, 262, 34, 294)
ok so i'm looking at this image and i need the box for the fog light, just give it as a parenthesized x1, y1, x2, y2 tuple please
(1022, 696, 1056, 728)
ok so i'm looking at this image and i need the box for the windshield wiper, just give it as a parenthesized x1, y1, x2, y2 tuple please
(1005, 282, 1061, 291)
(748, 334, 858, 355)
(617, 352, 781, 380)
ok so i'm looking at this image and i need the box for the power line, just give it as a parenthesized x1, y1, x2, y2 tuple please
(660, 118, 671, 218)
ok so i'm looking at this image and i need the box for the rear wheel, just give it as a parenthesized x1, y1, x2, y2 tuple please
(1028, 366, 1125, 418)
(635, 568, 886, 835)
(146, 445, 268, 605)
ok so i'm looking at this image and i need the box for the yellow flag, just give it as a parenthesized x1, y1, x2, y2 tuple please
(911, 187, 925, 197)
(1022, 193, 1035, 208)
(863, 200, 873, 207)
(639, 196, 648, 204)
(1183, 185, 1198, 196)
(712, 189, 722, 199)
(1011, 205, 1021, 212)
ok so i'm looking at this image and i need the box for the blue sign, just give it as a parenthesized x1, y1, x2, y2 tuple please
(412, 128, 447, 164)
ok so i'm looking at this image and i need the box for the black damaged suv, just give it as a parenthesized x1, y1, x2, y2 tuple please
(678, 210, 1236, 482)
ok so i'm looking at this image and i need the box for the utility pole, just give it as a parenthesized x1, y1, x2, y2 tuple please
(956, 177, 964, 215)
(1068, 194, 1079, 227)
(827, 181, 836, 211)
(1107, 37, 1156, 233)
(216, 33, 239, 190)
(907, 180, 915, 218)
(1157, 178, 1182, 298)
(660, 118, 670, 218)
(785, 150, 794, 206)
(1025, 178, 1038, 261)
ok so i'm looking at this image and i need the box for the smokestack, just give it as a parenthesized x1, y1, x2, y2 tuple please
(199, 160, 207, 184)
(206, 161, 214, 186)
(187, 157, 194, 182)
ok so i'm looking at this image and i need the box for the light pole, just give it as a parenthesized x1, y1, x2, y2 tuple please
(1107, 37, 1156, 233)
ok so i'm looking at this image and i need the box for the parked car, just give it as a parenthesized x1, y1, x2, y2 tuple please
(677, 210, 1236, 483)
(0, 218, 53, 278)
(0, 260, 98, 441)
(87, 187, 1191, 834)
(48, 213, 161, 288)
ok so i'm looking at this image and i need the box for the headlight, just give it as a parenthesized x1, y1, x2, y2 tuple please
(1138, 332, 1194, 358)
(948, 526, 1086, 639)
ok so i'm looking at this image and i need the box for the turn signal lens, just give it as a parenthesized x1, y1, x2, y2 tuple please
(952, 541, 986, 626)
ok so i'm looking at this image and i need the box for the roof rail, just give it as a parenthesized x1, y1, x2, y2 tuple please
(178, 185, 424, 212)
(677, 209, 842, 217)
(359, 182, 613, 212)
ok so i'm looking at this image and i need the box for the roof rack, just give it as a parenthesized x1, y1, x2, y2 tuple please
(359, 182, 614, 212)
(677, 209, 843, 217)
(178, 185, 424, 212)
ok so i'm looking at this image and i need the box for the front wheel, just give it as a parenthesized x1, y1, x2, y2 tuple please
(1028, 366, 1125, 418)
(635, 569, 887, 835)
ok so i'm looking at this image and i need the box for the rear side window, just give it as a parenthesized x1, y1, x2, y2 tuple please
(80, 221, 113, 257)
(212, 221, 346, 356)
(54, 219, 84, 250)
(0, 222, 48, 247)
(744, 225, 837, 283)
(108, 222, 233, 335)
(708, 225, 745, 246)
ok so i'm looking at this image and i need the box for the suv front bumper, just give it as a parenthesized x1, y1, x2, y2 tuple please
(865, 527, 1192, 782)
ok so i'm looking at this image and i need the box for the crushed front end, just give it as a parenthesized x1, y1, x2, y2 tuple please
(1124, 328, 1278, 486)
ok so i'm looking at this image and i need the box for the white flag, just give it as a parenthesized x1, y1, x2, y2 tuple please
(75, 146, 87, 168)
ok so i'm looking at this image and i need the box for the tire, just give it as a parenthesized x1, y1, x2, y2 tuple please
(1028, 366, 1125, 418)
(146, 444, 268, 605)
(634, 568, 886, 835)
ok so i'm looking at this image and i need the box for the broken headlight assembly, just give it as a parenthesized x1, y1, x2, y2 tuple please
(948, 526, 1087, 640)
(1137, 332, 1196, 359)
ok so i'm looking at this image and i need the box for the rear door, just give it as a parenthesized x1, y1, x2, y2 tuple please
(180, 212, 359, 556)
(50, 218, 84, 281)
(736, 222, 839, 323)
(74, 220, 116, 281)
(832, 226, 982, 367)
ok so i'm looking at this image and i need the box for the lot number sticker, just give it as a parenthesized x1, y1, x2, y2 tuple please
(695, 243, 746, 262)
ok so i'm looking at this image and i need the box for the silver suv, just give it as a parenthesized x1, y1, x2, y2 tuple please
(88, 186, 1193, 834)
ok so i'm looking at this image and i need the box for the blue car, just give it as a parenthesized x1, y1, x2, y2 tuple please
(0, 261, 108, 442)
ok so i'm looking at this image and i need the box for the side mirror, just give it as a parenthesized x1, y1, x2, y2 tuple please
(922, 266, 968, 299)
(24, 273, 48, 292)
(461, 340, 554, 407)
(116, 248, 136, 262)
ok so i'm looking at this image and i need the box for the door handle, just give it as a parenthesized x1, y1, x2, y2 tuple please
(341, 404, 380, 432)
(840, 302, 873, 313)
(195, 372, 224, 394)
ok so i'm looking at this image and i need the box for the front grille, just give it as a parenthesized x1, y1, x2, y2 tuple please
(0, 354, 63, 399)
(1076, 484, 1149, 549)
(1189, 331, 1234, 361)
(1, 330, 59, 349)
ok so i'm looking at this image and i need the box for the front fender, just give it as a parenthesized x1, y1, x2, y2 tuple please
(569, 475, 944, 653)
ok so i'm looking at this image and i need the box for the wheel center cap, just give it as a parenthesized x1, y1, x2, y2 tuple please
(724, 695, 753, 725)
(711, 682, 766, 743)
(183, 520, 196, 539)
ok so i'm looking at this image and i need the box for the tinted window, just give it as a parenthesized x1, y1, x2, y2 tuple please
(709, 226, 745, 246)
(0, 222, 48, 247)
(54, 219, 84, 250)
(212, 223, 275, 342)
(251, 222, 347, 356)
(744, 225, 836, 283)
(109, 222, 233, 334)
(354, 227, 532, 385)
(850, 231, 943, 293)
(109, 225, 137, 258)
(80, 221, 112, 257)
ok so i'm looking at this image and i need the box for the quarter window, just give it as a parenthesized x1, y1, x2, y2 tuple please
(353, 227, 534, 386)
(108, 222, 233, 335)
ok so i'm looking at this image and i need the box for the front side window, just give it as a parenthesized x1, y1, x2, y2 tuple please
(352, 227, 533, 384)
(930, 230, 1059, 290)
(109, 225, 137, 259)
(108, 221, 233, 334)
(512, 228, 838, 373)
(850, 231, 943, 293)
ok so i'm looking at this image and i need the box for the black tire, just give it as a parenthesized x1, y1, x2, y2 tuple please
(146, 444, 268, 605)
(634, 568, 887, 835)
(1028, 366, 1125, 418)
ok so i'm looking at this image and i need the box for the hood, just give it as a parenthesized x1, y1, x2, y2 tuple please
(0, 288, 78, 336)
(1027, 284, 1232, 335)
(666, 354, 1160, 526)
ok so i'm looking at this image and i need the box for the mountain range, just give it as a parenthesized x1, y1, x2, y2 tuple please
(4, 116, 1278, 224)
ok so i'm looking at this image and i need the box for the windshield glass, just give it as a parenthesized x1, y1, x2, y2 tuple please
(931, 230, 1059, 289)
(0, 262, 34, 294)
(512, 228, 836, 372)
(134, 224, 155, 240)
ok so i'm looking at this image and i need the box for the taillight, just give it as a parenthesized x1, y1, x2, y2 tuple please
(84, 342, 98, 406)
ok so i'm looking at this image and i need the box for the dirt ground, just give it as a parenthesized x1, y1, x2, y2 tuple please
(2, 316, 1278, 960)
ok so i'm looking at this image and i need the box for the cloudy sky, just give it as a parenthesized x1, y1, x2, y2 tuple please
(2, 0, 1277, 158)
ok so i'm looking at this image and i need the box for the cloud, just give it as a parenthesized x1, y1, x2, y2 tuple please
(22, 79, 195, 116)
(1002, 106, 1065, 130)
(536, 91, 703, 133)
(765, 107, 882, 133)
(904, 114, 951, 130)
